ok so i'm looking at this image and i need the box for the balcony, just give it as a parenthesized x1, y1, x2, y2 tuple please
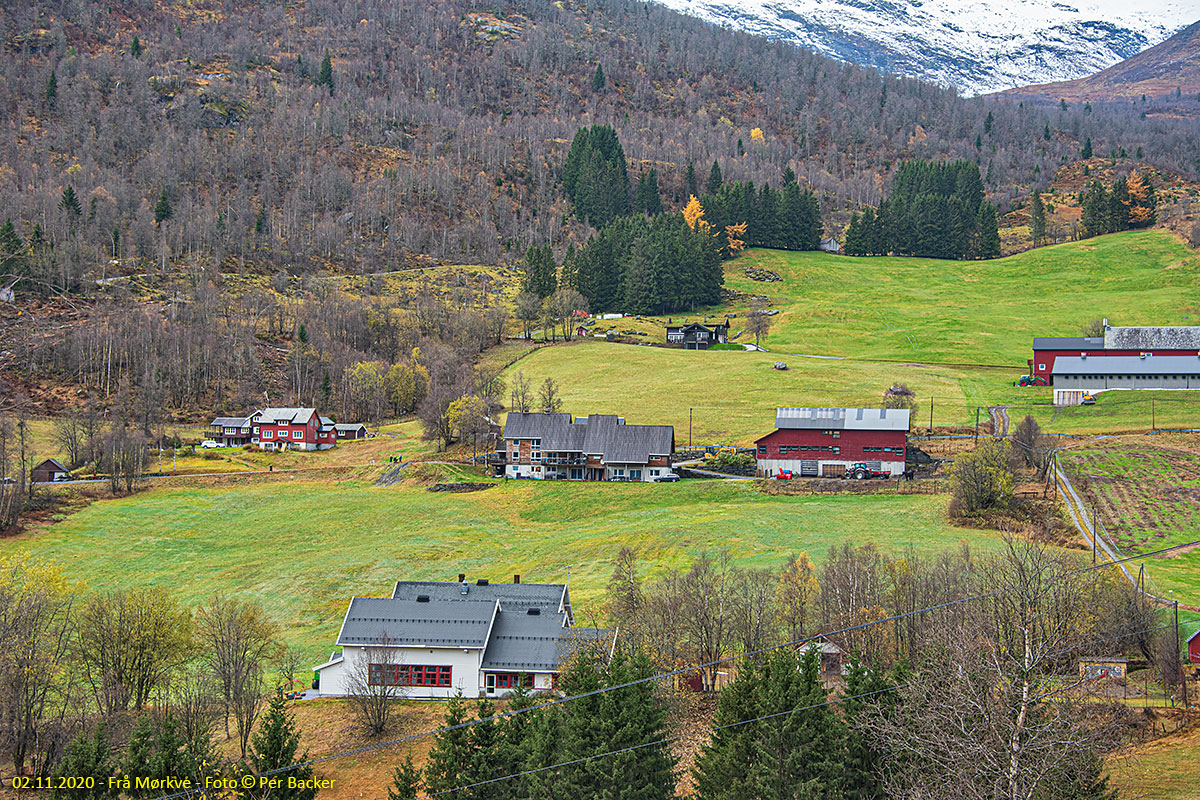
(487, 453, 508, 465)
(541, 457, 585, 465)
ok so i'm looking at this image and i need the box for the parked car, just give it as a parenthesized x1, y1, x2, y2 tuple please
(654, 474, 681, 482)
(200, 440, 221, 449)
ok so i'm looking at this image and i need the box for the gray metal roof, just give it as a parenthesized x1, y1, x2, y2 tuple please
(773, 407, 910, 432)
(1052, 354, 1200, 375)
(336, 597, 498, 648)
(256, 407, 317, 424)
(1104, 326, 1200, 350)
(1031, 336, 1104, 350)
(334, 422, 367, 432)
(503, 413, 674, 462)
(332, 580, 601, 673)
(211, 416, 251, 427)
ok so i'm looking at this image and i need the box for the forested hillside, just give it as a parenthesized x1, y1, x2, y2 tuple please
(2, 0, 1198, 285)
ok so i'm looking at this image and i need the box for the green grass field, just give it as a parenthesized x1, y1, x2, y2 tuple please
(2, 479, 1002, 661)
(509, 230, 1200, 439)
(721, 229, 1200, 365)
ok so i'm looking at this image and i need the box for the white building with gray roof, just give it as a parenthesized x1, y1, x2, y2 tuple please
(314, 576, 611, 699)
(1051, 354, 1200, 406)
(497, 413, 675, 482)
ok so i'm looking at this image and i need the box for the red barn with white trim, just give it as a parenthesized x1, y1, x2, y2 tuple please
(755, 407, 910, 478)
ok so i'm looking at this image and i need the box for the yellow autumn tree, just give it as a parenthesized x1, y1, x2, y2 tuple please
(750, 127, 765, 143)
(725, 221, 747, 255)
(683, 194, 705, 230)
(1125, 170, 1155, 227)
(776, 552, 819, 641)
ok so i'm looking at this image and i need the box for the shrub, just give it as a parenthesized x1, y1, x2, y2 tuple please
(949, 439, 1014, 516)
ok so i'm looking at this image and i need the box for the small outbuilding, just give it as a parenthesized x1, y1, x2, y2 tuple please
(31, 458, 71, 483)
(1188, 628, 1200, 664)
(334, 423, 369, 440)
(819, 237, 841, 253)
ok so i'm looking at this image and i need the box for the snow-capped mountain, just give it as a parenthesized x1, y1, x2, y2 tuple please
(652, 0, 1195, 95)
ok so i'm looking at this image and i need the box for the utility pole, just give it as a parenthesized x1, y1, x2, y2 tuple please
(974, 407, 980, 445)
(929, 397, 934, 434)
(1091, 503, 1097, 563)
(689, 407, 693, 450)
(1152, 393, 1156, 430)
(1175, 597, 1189, 709)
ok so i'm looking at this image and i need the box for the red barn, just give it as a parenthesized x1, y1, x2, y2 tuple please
(755, 407, 910, 478)
(1188, 628, 1200, 664)
(1029, 325, 1200, 385)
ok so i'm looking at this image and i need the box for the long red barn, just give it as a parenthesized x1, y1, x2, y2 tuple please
(1029, 325, 1200, 385)
(755, 407, 910, 478)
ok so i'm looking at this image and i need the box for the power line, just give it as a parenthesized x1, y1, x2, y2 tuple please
(145, 539, 1197, 800)
(422, 619, 1179, 800)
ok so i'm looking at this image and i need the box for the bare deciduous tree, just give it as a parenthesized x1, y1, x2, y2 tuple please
(346, 638, 409, 735)
(537, 378, 562, 414)
(196, 596, 279, 758)
(509, 371, 532, 413)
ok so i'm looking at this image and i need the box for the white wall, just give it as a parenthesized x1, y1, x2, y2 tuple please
(757, 458, 906, 477)
(316, 645, 484, 699)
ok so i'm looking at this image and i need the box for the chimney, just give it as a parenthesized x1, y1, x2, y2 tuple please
(513, 574, 521, 584)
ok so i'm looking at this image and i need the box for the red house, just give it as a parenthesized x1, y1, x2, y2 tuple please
(755, 407, 910, 478)
(254, 407, 337, 451)
(1029, 324, 1200, 385)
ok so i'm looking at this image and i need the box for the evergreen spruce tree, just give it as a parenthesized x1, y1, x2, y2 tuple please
(974, 202, 1001, 258)
(249, 695, 317, 800)
(694, 660, 762, 800)
(131, 36, 143, 58)
(752, 647, 846, 800)
(984, 110, 994, 134)
(843, 212, 863, 256)
(0, 218, 25, 273)
(685, 160, 698, 199)
(59, 185, 82, 217)
(386, 757, 423, 800)
(1030, 190, 1046, 246)
(460, 700, 502, 800)
(320, 370, 333, 409)
(706, 160, 723, 195)
(154, 189, 173, 225)
(424, 696, 474, 794)
(592, 63, 606, 92)
(1044, 124, 1052, 140)
(523, 244, 558, 298)
(840, 661, 895, 800)
(255, 204, 268, 234)
(1081, 138, 1093, 159)
(45, 69, 57, 107)
(595, 649, 674, 800)
(1081, 180, 1110, 238)
(317, 50, 334, 93)
(50, 727, 116, 800)
(1108, 176, 1131, 231)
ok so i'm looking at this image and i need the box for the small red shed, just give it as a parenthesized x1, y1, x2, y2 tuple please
(1188, 628, 1200, 664)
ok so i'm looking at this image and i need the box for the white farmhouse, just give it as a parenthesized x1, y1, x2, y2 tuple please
(314, 577, 611, 699)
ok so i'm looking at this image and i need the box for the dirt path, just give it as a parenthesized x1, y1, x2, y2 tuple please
(987, 404, 1011, 437)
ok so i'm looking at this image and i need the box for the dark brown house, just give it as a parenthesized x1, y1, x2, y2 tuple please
(32, 458, 71, 483)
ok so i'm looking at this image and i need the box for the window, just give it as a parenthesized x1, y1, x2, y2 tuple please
(613, 468, 625, 477)
(779, 445, 799, 454)
(832, 446, 840, 454)
(531, 450, 541, 461)
(253, 426, 259, 434)
(1038, 363, 1045, 371)
(650, 469, 660, 476)
(757, 445, 767, 455)
(532, 439, 541, 447)
(832, 431, 840, 438)
(263, 430, 273, 439)
(370, 664, 453, 687)
(630, 469, 642, 480)
(493, 673, 534, 689)
(293, 431, 302, 439)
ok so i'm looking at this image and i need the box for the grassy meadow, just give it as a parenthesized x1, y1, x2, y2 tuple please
(510, 229, 1200, 439)
(2, 478, 1002, 661)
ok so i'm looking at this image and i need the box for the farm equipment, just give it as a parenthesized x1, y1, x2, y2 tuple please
(1018, 375, 1047, 386)
(1080, 394, 1097, 405)
(845, 462, 890, 480)
(775, 468, 794, 480)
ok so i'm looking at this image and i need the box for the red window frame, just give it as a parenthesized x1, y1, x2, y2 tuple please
(493, 673, 534, 689)
(368, 664, 452, 687)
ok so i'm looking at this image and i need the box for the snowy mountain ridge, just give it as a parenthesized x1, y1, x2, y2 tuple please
(652, 0, 1195, 95)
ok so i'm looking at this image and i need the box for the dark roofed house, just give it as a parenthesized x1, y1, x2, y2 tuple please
(32, 458, 71, 483)
(497, 412, 675, 482)
(334, 422, 369, 440)
(314, 576, 611, 699)
(666, 321, 729, 350)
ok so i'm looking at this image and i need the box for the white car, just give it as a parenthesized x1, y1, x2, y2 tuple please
(200, 440, 221, 449)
